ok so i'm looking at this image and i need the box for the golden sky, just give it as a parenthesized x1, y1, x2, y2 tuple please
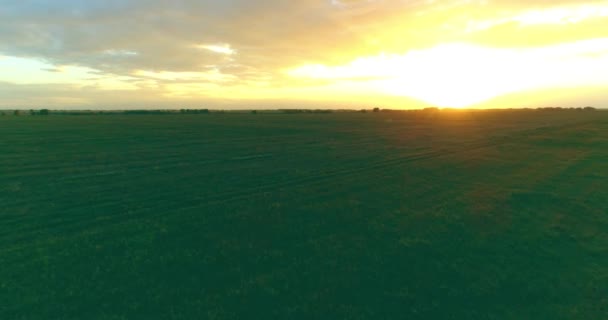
(1, 0, 608, 109)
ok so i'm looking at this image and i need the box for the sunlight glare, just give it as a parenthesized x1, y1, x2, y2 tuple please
(287, 38, 608, 108)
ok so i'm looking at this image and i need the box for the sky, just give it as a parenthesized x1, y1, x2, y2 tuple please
(1, 0, 608, 109)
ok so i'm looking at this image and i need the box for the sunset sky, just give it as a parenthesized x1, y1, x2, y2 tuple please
(1, 0, 608, 109)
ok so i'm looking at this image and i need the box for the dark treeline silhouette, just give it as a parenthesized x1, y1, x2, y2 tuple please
(124, 110, 181, 115)
(1, 107, 601, 117)
(180, 109, 209, 114)
(536, 107, 596, 111)
(279, 109, 333, 114)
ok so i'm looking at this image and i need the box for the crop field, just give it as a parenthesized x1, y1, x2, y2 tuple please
(1, 110, 608, 319)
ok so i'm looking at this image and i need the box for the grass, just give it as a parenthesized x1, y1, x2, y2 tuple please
(1, 110, 607, 319)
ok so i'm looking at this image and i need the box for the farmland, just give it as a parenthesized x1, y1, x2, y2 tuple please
(1, 109, 608, 319)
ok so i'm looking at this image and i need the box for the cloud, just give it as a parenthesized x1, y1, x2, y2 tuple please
(0, 1, 456, 73)
(1, 0, 607, 108)
(196, 44, 236, 55)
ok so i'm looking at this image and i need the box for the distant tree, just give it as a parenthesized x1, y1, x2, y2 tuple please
(251, 110, 257, 114)
(181, 108, 211, 114)
(538, 107, 566, 111)
(584, 106, 596, 111)
(13, 110, 20, 116)
(29, 109, 36, 116)
(282, 109, 304, 114)
(0, 112, 5, 116)
(373, 107, 380, 112)
(360, 109, 367, 113)
(39, 109, 49, 115)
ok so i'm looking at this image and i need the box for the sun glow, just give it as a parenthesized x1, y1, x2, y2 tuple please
(515, 4, 608, 26)
(287, 38, 608, 108)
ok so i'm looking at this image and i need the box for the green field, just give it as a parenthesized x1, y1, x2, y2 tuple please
(2, 110, 607, 319)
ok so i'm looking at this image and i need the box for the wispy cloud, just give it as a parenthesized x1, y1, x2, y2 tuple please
(196, 44, 236, 55)
(1, 0, 607, 108)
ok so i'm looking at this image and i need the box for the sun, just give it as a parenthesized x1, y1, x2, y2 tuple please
(288, 43, 530, 108)
(287, 39, 608, 108)
(368, 44, 526, 108)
